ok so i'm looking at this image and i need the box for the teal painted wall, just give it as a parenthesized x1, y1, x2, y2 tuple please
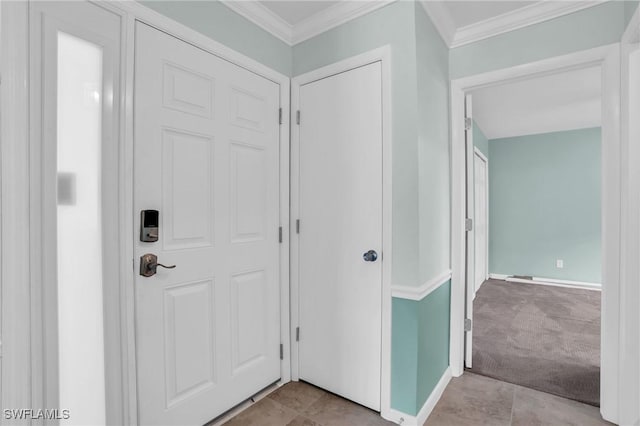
(391, 298, 418, 414)
(416, 281, 451, 412)
(450, 1, 628, 79)
(473, 121, 489, 158)
(489, 128, 602, 283)
(415, 3, 451, 284)
(391, 281, 451, 415)
(625, 0, 639, 26)
(293, 1, 422, 288)
(138, 0, 292, 76)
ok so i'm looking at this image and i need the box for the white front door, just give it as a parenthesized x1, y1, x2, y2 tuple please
(474, 151, 488, 296)
(297, 62, 383, 411)
(134, 23, 281, 425)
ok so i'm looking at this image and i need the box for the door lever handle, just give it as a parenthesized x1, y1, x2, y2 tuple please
(140, 253, 176, 277)
(157, 262, 176, 269)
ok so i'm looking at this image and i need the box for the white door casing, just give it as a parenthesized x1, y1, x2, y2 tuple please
(133, 22, 281, 425)
(464, 94, 475, 368)
(473, 149, 489, 296)
(296, 61, 383, 411)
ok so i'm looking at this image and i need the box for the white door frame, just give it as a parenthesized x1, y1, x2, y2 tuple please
(473, 147, 489, 296)
(290, 46, 393, 420)
(0, 1, 291, 424)
(619, 7, 640, 425)
(450, 43, 621, 423)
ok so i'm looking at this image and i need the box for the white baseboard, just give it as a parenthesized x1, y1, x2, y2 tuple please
(489, 273, 601, 291)
(384, 367, 452, 425)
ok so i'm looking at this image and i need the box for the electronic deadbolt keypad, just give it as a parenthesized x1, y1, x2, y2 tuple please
(140, 210, 159, 242)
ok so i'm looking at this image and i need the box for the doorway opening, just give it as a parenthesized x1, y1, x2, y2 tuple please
(449, 44, 621, 422)
(465, 65, 602, 406)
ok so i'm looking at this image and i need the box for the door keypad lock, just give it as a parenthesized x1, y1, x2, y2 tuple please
(140, 210, 159, 242)
(140, 253, 176, 277)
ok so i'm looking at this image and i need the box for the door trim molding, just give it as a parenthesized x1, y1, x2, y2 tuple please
(290, 45, 392, 420)
(450, 43, 621, 423)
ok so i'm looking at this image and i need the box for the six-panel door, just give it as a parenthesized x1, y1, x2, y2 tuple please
(134, 23, 281, 425)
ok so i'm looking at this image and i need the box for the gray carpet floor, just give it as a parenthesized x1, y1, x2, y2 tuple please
(470, 279, 601, 407)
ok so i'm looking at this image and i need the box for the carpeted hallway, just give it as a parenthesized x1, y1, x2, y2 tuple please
(470, 279, 601, 406)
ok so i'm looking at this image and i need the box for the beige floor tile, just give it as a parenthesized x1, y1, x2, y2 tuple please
(268, 381, 328, 412)
(303, 393, 393, 426)
(425, 373, 515, 426)
(222, 397, 298, 426)
(285, 415, 322, 426)
(511, 386, 612, 426)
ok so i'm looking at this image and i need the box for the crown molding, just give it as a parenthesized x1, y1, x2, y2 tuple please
(450, 1, 606, 48)
(222, 0, 395, 46)
(220, 0, 293, 45)
(291, 0, 396, 45)
(419, 0, 456, 46)
(222, 1, 606, 49)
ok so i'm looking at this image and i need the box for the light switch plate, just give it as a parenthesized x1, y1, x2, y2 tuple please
(556, 259, 564, 269)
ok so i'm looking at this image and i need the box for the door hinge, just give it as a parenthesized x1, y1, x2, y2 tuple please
(280, 343, 283, 360)
(464, 318, 472, 332)
(279, 107, 283, 125)
(296, 110, 300, 125)
(279, 226, 283, 243)
(465, 218, 473, 232)
(296, 327, 300, 342)
(296, 219, 300, 234)
(465, 117, 472, 131)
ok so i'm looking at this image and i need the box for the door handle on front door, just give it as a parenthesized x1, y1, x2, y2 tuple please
(363, 250, 378, 262)
(140, 253, 176, 277)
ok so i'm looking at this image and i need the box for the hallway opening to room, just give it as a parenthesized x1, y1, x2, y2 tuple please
(465, 66, 603, 407)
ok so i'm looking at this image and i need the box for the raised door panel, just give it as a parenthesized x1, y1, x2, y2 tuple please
(161, 129, 215, 250)
(163, 280, 216, 407)
(163, 62, 214, 119)
(230, 143, 267, 243)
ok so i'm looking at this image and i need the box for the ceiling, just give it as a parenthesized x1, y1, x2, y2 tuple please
(471, 66, 601, 140)
(223, 1, 603, 46)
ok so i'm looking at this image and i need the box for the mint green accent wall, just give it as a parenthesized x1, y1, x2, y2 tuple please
(391, 281, 451, 415)
(473, 121, 489, 158)
(625, 1, 639, 26)
(489, 128, 601, 283)
(391, 298, 418, 414)
(416, 281, 451, 411)
(415, 3, 451, 284)
(450, 1, 627, 79)
(293, 2, 422, 287)
(138, 1, 292, 76)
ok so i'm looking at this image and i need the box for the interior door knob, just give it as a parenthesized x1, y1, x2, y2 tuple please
(363, 250, 378, 262)
(140, 253, 176, 277)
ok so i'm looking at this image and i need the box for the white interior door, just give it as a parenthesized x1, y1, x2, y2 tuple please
(464, 94, 475, 368)
(134, 23, 281, 425)
(474, 151, 488, 296)
(297, 62, 383, 411)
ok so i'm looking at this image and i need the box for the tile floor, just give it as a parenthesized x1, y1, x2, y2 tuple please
(219, 372, 612, 426)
